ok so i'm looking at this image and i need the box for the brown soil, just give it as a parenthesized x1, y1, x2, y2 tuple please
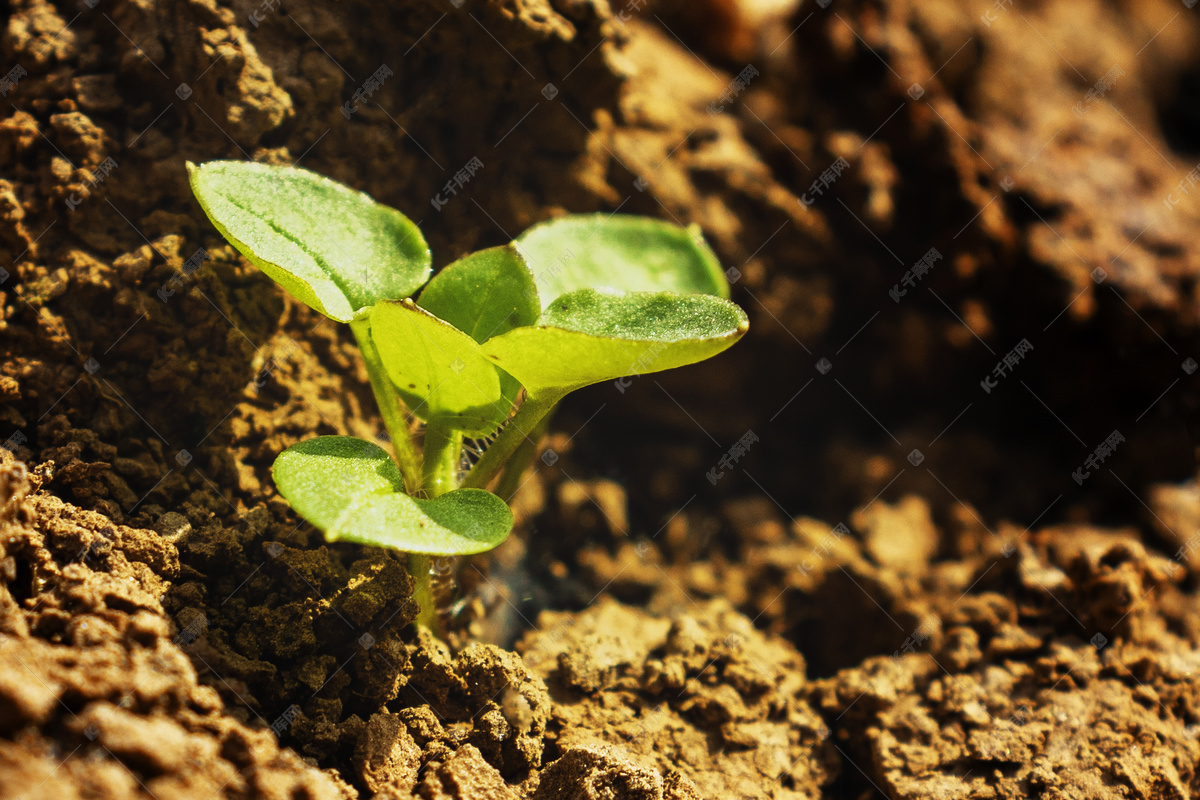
(3, 0, 1200, 797)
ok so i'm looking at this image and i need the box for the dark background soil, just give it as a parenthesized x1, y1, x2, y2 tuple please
(3, 0, 1200, 797)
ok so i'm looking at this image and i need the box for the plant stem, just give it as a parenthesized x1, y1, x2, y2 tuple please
(349, 317, 422, 493)
(350, 317, 443, 634)
(411, 424, 463, 635)
(408, 553, 438, 632)
(421, 424, 462, 499)
(461, 392, 561, 490)
(493, 401, 556, 501)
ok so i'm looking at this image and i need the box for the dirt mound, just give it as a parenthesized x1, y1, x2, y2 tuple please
(3, 0, 1200, 796)
(0, 451, 349, 798)
(522, 597, 835, 798)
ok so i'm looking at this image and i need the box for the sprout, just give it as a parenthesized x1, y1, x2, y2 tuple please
(188, 160, 748, 633)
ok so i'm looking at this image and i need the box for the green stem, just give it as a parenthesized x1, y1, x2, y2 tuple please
(408, 553, 438, 632)
(415, 424, 465, 638)
(493, 402, 557, 501)
(411, 425, 462, 636)
(421, 424, 462, 499)
(350, 317, 421, 493)
(351, 317, 443, 634)
(461, 393, 561, 490)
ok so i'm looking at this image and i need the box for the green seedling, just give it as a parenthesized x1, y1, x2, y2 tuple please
(187, 160, 748, 632)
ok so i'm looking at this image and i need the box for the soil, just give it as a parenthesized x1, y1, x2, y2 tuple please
(3, 0, 1200, 797)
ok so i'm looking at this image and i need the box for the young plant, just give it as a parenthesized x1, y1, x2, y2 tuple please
(187, 160, 748, 632)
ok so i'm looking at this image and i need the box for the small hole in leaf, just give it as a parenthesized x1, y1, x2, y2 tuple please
(408, 383, 416, 389)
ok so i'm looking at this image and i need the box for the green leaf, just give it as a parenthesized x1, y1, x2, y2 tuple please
(417, 245, 540, 418)
(271, 436, 513, 556)
(515, 214, 728, 309)
(370, 299, 510, 435)
(418, 245, 541, 342)
(272, 436, 404, 531)
(540, 289, 746, 340)
(187, 160, 431, 322)
(328, 488, 513, 555)
(481, 289, 748, 397)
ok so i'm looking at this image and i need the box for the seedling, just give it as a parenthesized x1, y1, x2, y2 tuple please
(188, 160, 748, 632)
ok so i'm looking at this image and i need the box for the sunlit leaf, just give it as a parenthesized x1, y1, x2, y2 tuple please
(417, 245, 540, 418)
(482, 289, 748, 397)
(370, 300, 509, 435)
(328, 488, 513, 555)
(515, 214, 728, 309)
(272, 436, 404, 531)
(272, 435, 513, 556)
(188, 160, 430, 322)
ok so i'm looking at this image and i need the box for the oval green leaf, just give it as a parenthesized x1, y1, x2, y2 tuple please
(481, 289, 748, 397)
(515, 214, 728, 309)
(188, 160, 431, 322)
(327, 488, 513, 555)
(417, 245, 540, 417)
(272, 436, 513, 556)
(272, 436, 404, 532)
(370, 299, 510, 435)
(418, 245, 541, 341)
